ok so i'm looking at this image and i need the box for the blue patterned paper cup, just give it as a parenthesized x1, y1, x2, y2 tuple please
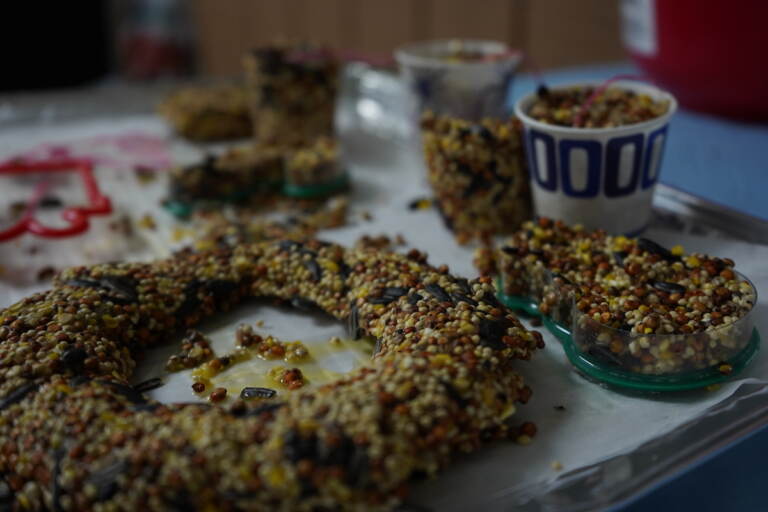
(395, 39, 522, 121)
(514, 81, 678, 235)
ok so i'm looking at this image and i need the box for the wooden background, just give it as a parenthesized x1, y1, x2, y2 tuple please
(193, 0, 625, 75)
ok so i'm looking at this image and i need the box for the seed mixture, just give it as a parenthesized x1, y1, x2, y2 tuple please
(244, 43, 338, 148)
(167, 137, 345, 213)
(499, 218, 756, 374)
(284, 137, 345, 189)
(189, 326, 312, 399)
(267, 366, 308, 390)
(355, 234, 408, 252)
(527, 86, 669, 128)
(166, 144, 284, 207)
(420, 112, 531, 244)
(158, 84, 252, 141)
(190, 195, 349, 250)
(0, 238, 542, 510)
(165, 329, 214, 372)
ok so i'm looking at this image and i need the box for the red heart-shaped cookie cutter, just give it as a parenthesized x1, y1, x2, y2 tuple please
(0, 159, 112, 241)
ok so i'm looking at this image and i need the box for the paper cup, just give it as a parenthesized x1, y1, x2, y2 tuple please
(514, 81, 677, 235)
(395, 39, 522, 121)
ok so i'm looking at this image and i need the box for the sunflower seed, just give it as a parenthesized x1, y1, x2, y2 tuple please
(133, 377, 163, 393)
(0, 382, 39, 411)
(347, 303, 362, 339)
(407, 293, 422, 306)
(240, 387, 277, 400)
(451, 293, 478, 306)
(638, 238, 677, 261)
(501, 246, 519, 256)
(304, 259, 322, 282)
(424, 284, 451, 303)
(651, 280, 686, 295)
(61, 347, 87, 369)
(478, 319, 507, 350)
(613, 251, 628, 267)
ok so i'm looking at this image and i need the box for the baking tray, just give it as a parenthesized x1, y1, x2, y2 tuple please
(2, 74, 768, 512)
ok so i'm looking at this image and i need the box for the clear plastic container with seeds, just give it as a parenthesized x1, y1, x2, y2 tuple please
(494, 219, 763, 390)
(566, 275, 758, 391)
(501, 269, 760, 392)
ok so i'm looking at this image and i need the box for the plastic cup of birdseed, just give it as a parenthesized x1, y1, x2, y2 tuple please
(395, 39, 522, 121)
(514, 80, 677, 236)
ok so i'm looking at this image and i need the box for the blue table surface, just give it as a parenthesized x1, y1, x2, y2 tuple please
(510, 64, 768, 511)
(509, 63, 768, 222)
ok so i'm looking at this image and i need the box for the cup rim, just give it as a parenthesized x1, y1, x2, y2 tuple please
(394, 39, 523, 70)
(514, 80, 679, 135)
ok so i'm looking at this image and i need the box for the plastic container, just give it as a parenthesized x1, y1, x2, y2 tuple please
(395, 39, 522, 121)
(514, 81, 677, 236)
(496, 273, 760, 392)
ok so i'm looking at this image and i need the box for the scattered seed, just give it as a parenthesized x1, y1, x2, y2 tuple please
(240, 387, 277, 399)
(407, 197, 432, 210)
(209, 388, 228, 402)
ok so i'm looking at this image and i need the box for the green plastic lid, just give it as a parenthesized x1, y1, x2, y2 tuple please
(282, 172, 350, 199)
(163, 180, 283, 220)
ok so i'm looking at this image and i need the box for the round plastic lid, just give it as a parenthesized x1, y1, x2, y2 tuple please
(495, 277, 761, 392)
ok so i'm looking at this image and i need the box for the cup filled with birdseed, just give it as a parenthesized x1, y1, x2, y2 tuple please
(514, 80, 677, 236)
(395, 39, 522, 121)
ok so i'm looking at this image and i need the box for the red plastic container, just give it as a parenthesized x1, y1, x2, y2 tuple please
(621, 0, 768, 121)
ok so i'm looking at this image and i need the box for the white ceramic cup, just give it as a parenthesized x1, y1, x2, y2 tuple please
(395, 39, 522, 121)
(514, 81, 678, 235)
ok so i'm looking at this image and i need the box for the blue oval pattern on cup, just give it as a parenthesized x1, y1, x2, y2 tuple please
(524, 124, 669, 199)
